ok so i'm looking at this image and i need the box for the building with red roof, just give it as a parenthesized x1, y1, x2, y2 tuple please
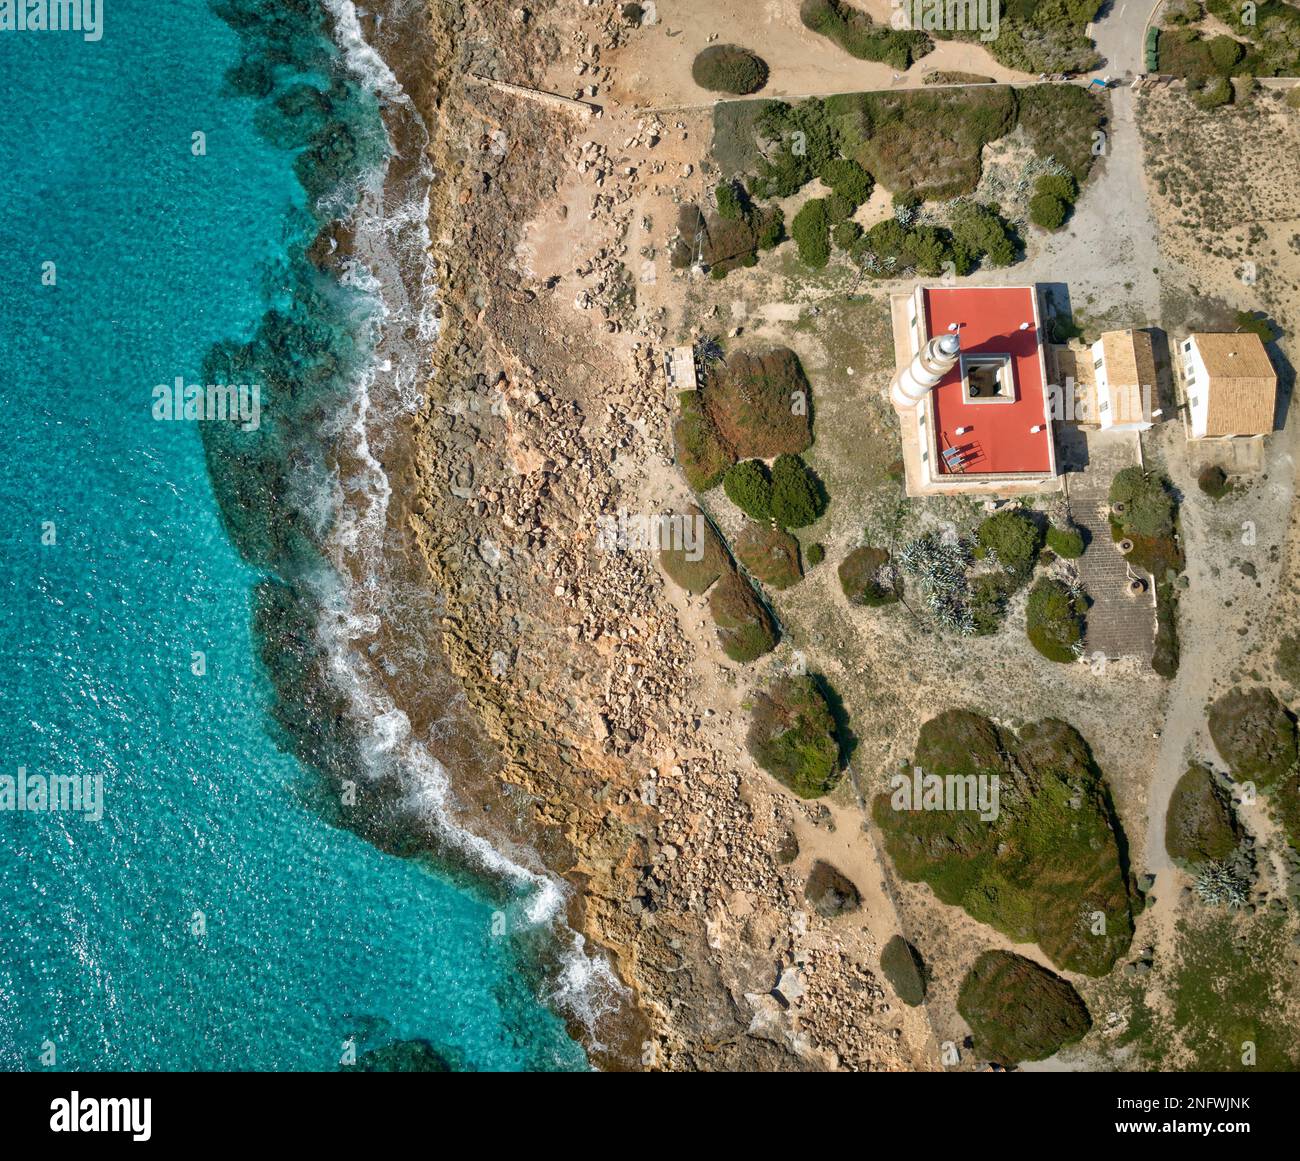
(889, 285, 1061, 497)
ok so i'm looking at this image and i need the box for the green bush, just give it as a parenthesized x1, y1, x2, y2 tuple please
(958, 951, 1091, 1065)
(874, 712, 1136, 975)
(977, 509, 1043, 580)
(735, 523, 804, 590)
(1046, 525, 1085, 559)
(1235, 310, 1276, 343)
(770, 453, 825, 529)
(854, 218, 956, 278)
(791, 198, 832, 267)
(1029, 192, 1068, 229)
(880, 936, 927, 1006)
(799, 0, 932, 70)
(658, 506, 729, 595)
(1276, 633, 1300, 688)
(750, 100, 840, 199)
(838, 545, 898, 606)
(723, 460, 773, 521)
(832, 220, 863, 250)
(1109, 467, 1176, 541)
(969, 572, 1012, 635)
(691, 45, 769, 95)
(755, 207, 785, 250)
(949, 200, 1016, 269)
(819, 157, 874, 205)
(746, 674, 842, 797)
(1207, 686, 1298, 790)
(824, 193, 855, 223)
(1035, 172, 1077, 204)
(1208, 34, 1245, 73)
(673, 390, 734, 491)
(702, 348, 813, 460)
(1026, 577, 1084, 662)
(709, 572, 778, 662)
(1165, 765, 1242, 867)
(714, 179, 748, 220)
(1198, 464, 1231, 499)
(1192, 74, 1233, 108)
(806, 542, 825, 567)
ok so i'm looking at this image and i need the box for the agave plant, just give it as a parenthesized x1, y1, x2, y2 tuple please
(693, 335, 725, 368)
(1195, 861, 1250, 908)
(899, 533, 976, 636)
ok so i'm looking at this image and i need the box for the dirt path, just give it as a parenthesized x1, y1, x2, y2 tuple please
(1139, 422, 1298, 956)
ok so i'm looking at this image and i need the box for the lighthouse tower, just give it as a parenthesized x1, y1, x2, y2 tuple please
(890, 331, 960, 413)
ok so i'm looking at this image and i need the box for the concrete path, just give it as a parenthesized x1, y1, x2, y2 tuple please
(1090, 0, 1164, 78)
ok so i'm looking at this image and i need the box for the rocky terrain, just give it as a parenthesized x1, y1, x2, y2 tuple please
(392, 0, 932, 1070)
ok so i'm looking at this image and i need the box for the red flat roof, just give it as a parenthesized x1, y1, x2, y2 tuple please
(923, 287, 1054, 476)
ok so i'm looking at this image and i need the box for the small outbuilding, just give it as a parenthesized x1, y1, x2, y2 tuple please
(1180, 332, 1277, 439)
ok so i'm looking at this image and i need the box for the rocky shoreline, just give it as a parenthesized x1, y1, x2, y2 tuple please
(379, 0, 929, 1070)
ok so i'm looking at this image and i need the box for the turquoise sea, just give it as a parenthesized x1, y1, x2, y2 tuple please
(0, 0, 588, 1070)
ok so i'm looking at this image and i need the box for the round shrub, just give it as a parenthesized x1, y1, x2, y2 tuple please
(950, 200, 1016, 269)
(824, 193, 855, 223)
(1165, 765, 1241, 867)
(1192, 74, 1232, 108)
(838, 546, 898, 606)
(1198, 464, 1231, 499)
(1026, 577, 1084, 662)
(746, 675, 842, 798)
(755, 207, 786, 250)
(1035, 173, 1077, 204)
(819, 157, 874, 205)
(1109, 466, 1176, 540)
(880, 935, 927, 1006)
(709, 572, 778, 663)
(714, 179, 748, 221)
(1207, 686, 1298, 790)
(1029, 192, 1067, 229)
(977, 509, 1043, 580)
(723, 459, 773, 521)
(791, 198, 831, 268)
(832, 220, 863, 250)
(691, 45, 769, 95)
(958, 951, 1091, 1065)
(1208, 35, 1244, 74)
(770, 453, 825, 529)
(806, 542, 825, 567)
(1046, 525, 1085, 559)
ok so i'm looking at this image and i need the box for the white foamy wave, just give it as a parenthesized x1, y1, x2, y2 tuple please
(310, 0, 624, 1046)
(321, 0, 407, 104)
(548, 935, 628, 1045)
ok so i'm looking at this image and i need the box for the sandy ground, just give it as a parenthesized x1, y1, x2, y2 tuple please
(581, 0, 1029, 109)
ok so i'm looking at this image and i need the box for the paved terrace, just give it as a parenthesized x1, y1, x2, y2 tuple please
(1064, 431, 1157, 661)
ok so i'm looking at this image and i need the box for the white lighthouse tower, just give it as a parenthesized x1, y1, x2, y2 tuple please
(890, 331, 960, 413)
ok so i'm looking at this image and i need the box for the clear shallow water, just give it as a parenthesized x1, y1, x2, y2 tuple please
(0, 0, 586, 1071)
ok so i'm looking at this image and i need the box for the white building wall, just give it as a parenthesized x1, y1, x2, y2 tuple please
(1182, 338, 1211, 439)
(1090, 339, 1113, 429)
